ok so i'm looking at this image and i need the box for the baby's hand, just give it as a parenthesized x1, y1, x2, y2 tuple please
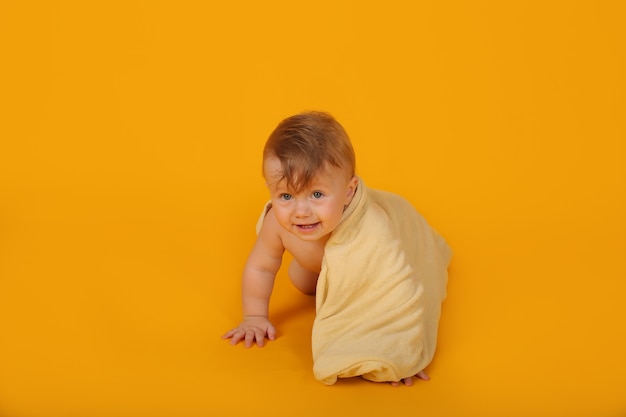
(221, 316, 277, 348)
(390, 370, 430, 387)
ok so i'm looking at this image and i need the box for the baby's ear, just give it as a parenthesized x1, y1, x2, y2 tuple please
(345, 176, 358, 200)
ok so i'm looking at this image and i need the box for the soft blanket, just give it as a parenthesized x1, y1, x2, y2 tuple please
(311, 178, 452, 384)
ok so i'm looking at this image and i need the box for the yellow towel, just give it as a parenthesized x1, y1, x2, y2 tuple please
(311, 178, 452, 384)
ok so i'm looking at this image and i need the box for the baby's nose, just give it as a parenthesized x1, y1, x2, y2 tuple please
(294, 199, 311, 216)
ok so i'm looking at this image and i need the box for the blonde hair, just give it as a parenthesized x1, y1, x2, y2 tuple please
(263, 111, 356, 192)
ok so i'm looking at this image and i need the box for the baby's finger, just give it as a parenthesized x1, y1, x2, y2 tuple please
(255, 329, 266, 347)
(221, 329, 237, 339)
(266, 325, 277, 341)
(229, 330, 244, 345)
(244, 330, 256, 348)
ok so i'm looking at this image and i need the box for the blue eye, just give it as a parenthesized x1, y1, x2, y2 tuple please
(280, 193, 292, 201)
(312, 191, 323, 199)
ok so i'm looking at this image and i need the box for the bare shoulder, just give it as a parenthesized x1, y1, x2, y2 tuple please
(245, 207, 285, 274)
(256, 207, 285, 254)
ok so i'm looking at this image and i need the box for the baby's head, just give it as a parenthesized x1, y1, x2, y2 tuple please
(263, 111, 356, 191)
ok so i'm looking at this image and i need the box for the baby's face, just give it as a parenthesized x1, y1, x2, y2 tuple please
(264, 157, 357, 241)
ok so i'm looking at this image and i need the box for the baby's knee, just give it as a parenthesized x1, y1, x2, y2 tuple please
(288, 261, 318, 295)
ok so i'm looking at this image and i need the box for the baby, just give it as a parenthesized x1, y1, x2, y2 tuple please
(223, 111, 451, 386)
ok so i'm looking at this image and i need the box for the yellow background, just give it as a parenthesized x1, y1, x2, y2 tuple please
(1, 1, 625, 416)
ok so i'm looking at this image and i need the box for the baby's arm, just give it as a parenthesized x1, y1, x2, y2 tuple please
(222, 212, 285, 347)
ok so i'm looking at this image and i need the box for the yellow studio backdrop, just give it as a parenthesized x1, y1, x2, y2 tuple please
(1, 1, 624, 416)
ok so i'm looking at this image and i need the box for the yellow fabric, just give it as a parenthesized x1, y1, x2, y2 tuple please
(311, 178, 452, 384)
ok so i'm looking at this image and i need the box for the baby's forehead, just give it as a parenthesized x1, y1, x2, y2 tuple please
(265, 168, 325, 189)
(263, 155, 342, 174)
(263, 157, 287, 179)
(264, 158, 340, 189)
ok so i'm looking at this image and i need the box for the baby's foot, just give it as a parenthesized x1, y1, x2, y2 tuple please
(390, 371, 430, 387)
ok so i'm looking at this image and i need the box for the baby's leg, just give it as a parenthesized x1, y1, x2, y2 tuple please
(288, 260, 319, 295)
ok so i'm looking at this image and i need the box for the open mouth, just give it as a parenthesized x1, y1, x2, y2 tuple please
(296, 222, 320, 231)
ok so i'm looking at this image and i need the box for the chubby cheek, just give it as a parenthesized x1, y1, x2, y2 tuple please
(319, 204, 344, 226)
(272, 206, 292, 228)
